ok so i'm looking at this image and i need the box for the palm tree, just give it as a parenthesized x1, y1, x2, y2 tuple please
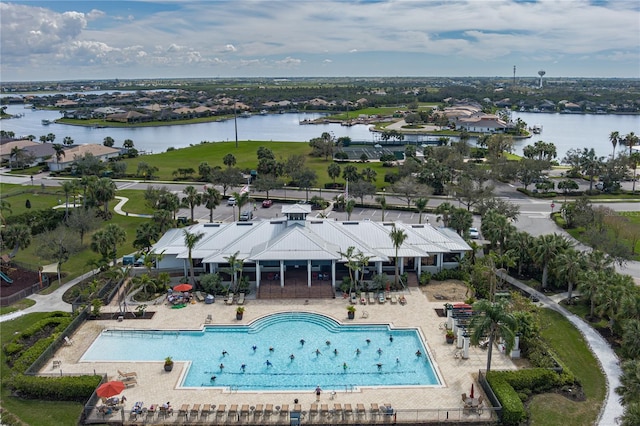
(133, 222, 161, 253)
(90, 224, 126, 266)
(231, 191, 251, 221)
(616, 359, 640, 406)
(630, 151, 640, 194)
(481, 209, 515, 253)
(60, 180, 77, 221)
(1, 224, 32, 258)
(415, 197, 428, 224)
(63, 136, 74, 146)
(554, 249, 585, 300)
(92, 177, 117, 218)
(621, 319, 640, 360)
(223, 251, 244, 293)
(389, 225, 408, 288)
(181, 185, 202, 222)
(0, 199, 12, 225)
(577, 269, 606, 319)
(9, 146, 21, 169)
(595, 273, 635, 332)
(609, 131, 619, 159)
(183, 229, 205, 284)
(202, 186, 221, 222)
(434, 202, 455, 227)
(338, 246, 357, 292)
(530, 234, 569, 289)
(622, 131, 638, 157)
(469, 299, 518, 372)
(345, 199, 356, 220)
(505, 231, 532, 276)
(375, 194, 387, 221)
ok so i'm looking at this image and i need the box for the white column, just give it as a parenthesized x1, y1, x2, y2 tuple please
(377, 261, 382, 275)
(256, 262, 261, 289)
(307, 260, 312, 288)
(456, 327, 464, 349)
(417, 257, 422, 276)
(331, 261, 336, 290)
(400, 257, 404, 274)
(462, 335, 470, 359)
(280, 261, 285, 288)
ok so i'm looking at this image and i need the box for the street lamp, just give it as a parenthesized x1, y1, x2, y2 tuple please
(284, 183, 287, 201)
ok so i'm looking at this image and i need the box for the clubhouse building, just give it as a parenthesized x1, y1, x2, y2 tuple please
(152, 205, 471, 294)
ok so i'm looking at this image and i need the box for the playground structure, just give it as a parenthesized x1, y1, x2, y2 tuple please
(1, 254, 15, 285)
(0, 271, 13, 284)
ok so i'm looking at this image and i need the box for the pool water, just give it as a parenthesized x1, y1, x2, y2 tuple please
(82, 312, 441, 391)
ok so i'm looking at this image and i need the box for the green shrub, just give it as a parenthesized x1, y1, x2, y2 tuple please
(9, 374, 102, 401)
(3, 342, 24, 356)
(487, 372, 526, 426)
(419, 271, 432, 286)
(432, 269, 467, 281)
(12, 336, 56, 373)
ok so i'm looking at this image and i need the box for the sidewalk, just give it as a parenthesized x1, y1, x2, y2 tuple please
(498, 272, 623, 426)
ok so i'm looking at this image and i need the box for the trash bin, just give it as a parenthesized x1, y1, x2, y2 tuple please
(205, 295, 215, 304)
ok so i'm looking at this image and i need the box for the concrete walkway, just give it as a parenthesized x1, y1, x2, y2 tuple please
(498, 272, 623, 426)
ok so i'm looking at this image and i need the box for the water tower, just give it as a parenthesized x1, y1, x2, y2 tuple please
(538, 70, 546, 89)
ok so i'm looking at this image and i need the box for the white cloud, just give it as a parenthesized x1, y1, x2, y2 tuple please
(1, 0, 638, 79)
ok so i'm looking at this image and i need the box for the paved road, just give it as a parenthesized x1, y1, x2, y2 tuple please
(3, 170, 639, 281)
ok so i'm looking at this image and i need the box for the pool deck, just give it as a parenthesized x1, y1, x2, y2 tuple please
(47, 289, 517, 424)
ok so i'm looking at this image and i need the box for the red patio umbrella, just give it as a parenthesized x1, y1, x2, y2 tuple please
(173, 283, 193, 292)
(96, 381, 126, 398)
(470, 383, 475, 399)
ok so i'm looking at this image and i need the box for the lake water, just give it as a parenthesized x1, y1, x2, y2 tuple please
(2, 104, 637, 158)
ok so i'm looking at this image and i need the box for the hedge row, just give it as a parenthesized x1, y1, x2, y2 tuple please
(487, 368, 576, 425)
(2, 311, 100, 401)
(8, 374, 102, 401)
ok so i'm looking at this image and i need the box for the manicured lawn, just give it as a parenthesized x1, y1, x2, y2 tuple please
(527, 308, 606, 426)
(0, 313, 84, 426)
(12, 212, 149, 283)
(0, 298, 35, 315)
(122, 141, 394, 189)
(116, 189, 154, 215)
(1, 189, 65, 215)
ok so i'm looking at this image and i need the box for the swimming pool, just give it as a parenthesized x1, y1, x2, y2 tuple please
(82, 312, 441, 391)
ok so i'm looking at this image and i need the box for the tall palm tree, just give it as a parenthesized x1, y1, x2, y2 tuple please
(505, 231, 532, 276)
(181, 185, 202, 222)
(577, 269, 606, 319)
(60, 180, 77, 221)
(183, 229, 205, 284)
(338, 246, 357, 292)
(609, 131, 619, 159)
(595, 273, 635, 332)
(530, 233, 569, 289)
(389, 225, 408, 288)
(554, 249, 585, 300)
(415, 197, 428, 224)
(621, 319, 640, 360)
(622, 131, 638, 157)
(202, 186, 221, 222)
(52, 143, 65, 166)
(223, 251, 244, 293)
(104, 224, 126, 266)
(231, 191, 251, 221)
(469, 299, 518, 372)
(630, 151, 640, 194)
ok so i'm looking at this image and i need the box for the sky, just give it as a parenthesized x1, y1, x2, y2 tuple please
(1, 0, 639, 82)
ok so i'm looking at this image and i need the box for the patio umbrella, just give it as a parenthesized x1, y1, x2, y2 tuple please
(173, 283, 193, 292)
(470, 383, 475, 399)
(96, 381, 126, 398)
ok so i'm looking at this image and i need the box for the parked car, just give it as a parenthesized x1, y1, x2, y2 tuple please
(239, 211, 253, 221)
(262, 199, 273, 208)
(468, 227, 480, 239)
(227, 196, 237, 206)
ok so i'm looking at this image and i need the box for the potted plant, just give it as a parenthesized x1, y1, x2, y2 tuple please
(347, 305, 356, 320)
(236, 306, 245, 320)
(164, 356, 174, 372)
(445, 329, 455, 344)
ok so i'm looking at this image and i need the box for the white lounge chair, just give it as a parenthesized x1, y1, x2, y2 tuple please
(237, 292, 245, 305)
(205, 314, 212, 324)
(225, 293, 234, 305)
(64, 336, 74, 346)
